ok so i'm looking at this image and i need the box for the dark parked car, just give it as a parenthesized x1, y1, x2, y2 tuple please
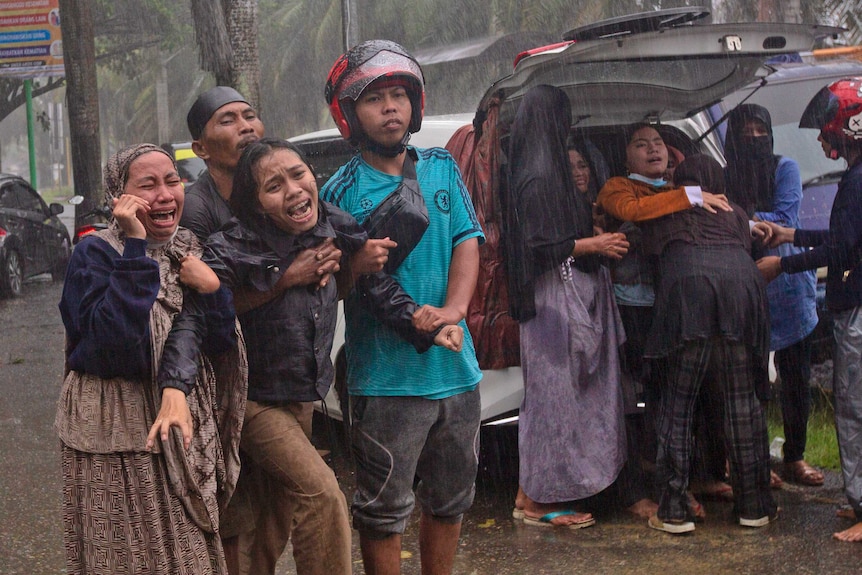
(161, 142, 207, 185)
(0, 173, 71, 297)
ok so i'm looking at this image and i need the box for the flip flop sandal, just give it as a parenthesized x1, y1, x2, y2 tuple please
(512, 507, 525, 520)
(522, 510, 596, 529)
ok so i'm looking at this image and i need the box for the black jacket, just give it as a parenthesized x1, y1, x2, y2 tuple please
(203, 202, 434, 402)
(781, 161, 862, 312)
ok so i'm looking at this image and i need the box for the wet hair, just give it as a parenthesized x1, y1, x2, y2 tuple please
(566, 135, 608, 202)
(623, 122, 658, 145)
(673, 153, 726, 195)
(230, 137, 317, 225)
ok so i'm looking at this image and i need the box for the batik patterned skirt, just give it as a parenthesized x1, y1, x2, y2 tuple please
(61, 445, 228, 575)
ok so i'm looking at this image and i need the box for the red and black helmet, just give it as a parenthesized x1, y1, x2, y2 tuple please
(799, 77, 862, 158)
(325, 40, 425, 143)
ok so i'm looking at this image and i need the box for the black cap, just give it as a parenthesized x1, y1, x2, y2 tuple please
(187, 86, 249, 140)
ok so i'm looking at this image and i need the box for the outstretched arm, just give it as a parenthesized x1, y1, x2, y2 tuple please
(412, 238, 479, 333)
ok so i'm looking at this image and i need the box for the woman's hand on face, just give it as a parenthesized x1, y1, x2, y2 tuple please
(179, 255, 220, 294)
(756, 255, 783, 284)
(112, 194, 148, 239)
(577, 232, 629, 260)
(146, 387, 193, 451)
(700, 192, 732, 214)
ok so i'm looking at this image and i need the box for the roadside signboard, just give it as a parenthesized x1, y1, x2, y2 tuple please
(0, 0, 63, 79)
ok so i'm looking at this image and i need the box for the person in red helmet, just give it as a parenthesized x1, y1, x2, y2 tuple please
(757, 77, 862, 542)
(321, 40, 484, 574)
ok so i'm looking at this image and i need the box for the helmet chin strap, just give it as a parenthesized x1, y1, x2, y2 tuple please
(359, 131, 411, 158)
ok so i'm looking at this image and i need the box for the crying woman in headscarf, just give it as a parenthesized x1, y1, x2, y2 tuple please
(56, 143, 246, 575)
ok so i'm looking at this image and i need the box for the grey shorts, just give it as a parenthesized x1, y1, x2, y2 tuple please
(349, 389, 481, 537)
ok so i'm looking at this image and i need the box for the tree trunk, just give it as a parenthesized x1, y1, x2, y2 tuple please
(59, 0, 102, 229)
(189, 0, 260, 111)
(225, 0, 260, 111)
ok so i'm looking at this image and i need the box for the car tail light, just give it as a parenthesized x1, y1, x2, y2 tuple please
(0, 226, 6, 237)
(512, 41, 573, 68)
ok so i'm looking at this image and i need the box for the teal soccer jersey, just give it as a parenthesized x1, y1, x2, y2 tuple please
(321, 147, 484, 398)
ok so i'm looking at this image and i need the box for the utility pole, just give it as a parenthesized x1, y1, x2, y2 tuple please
(59, 0, 102, 229)
(342, 0, 359, 51)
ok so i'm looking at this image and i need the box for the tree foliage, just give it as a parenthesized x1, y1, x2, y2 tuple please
(0, 77, 64, 128)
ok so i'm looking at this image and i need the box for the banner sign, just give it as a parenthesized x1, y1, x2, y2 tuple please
(0, 0, 63, 78)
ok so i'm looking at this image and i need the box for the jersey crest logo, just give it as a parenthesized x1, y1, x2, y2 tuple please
(434, 189, 450, 213)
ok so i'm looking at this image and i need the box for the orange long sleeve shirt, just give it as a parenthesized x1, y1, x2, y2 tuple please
(597, 176, 694, 222)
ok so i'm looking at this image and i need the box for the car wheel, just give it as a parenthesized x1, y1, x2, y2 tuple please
(0, 250, 23, 298)
(51, 236, 71, 281)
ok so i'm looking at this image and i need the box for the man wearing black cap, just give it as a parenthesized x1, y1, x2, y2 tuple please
(182, 87, 343, 575)
(182, 86, 264, 240)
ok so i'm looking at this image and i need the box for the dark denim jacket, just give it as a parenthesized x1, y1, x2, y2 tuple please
(165, 201, 434, 403)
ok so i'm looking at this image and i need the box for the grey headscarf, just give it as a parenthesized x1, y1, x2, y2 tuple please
(104, 143, 175, 200)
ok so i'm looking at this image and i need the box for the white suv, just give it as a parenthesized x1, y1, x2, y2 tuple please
(292, 8, 842, 431)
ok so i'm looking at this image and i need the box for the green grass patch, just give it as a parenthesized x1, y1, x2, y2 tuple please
(767, 386, 841, 471)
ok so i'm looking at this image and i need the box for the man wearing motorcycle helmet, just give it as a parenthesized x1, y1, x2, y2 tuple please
(757, 77, 862, 542)
(321, 40, 485, 574)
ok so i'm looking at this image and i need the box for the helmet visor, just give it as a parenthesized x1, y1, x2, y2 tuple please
(799, 85, 838, 130)
(337, 50, 423, 101)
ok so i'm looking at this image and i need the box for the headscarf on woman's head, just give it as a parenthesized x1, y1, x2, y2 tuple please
(724, 104, 779, 216)
(104, 143, 175, 200)
(503, 85, 598, 320)
(566, 136, 609, 203)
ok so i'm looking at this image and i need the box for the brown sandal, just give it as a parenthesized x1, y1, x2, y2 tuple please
(785, 460, 824, 486)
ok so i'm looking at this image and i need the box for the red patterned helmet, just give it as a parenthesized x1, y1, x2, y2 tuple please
(324, 40, 425, 143)
(799, 77, 862, 157)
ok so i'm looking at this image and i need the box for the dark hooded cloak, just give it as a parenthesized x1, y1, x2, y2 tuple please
(724, 103, 781, 217)
(503, 84, 598, 321)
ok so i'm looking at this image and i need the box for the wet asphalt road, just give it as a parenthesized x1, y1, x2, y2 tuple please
(2, 279, 862, 575)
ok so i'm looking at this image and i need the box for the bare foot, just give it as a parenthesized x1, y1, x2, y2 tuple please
(837, 507, 857, 520)
(833, 521, 862, 542)
(770, 470, 784, 489)
(687, 492, 706, 521)
(691, 480, 734, 501)
(514, 485, 528, 512)
(627, 498, 659, 519)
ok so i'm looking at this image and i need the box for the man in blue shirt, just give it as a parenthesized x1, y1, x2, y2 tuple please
(322, 40, 484, 574)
